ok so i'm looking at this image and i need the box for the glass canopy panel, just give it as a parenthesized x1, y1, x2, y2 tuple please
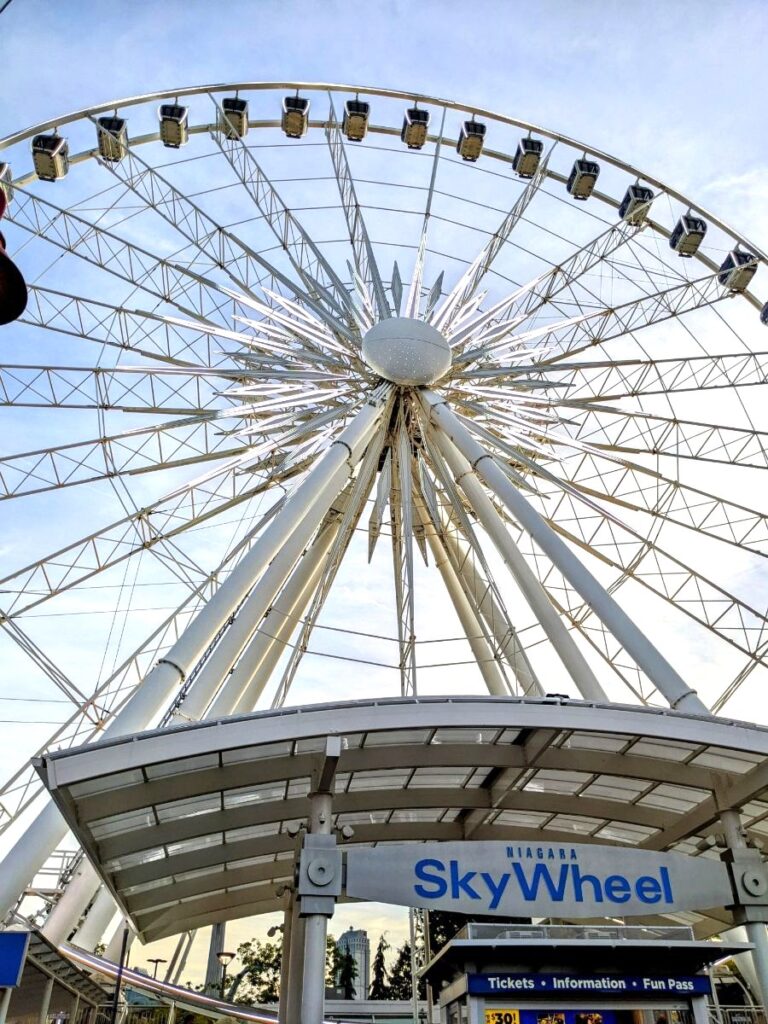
(390, 809, 445, 822)
(545, 815, 604, 834)
(494, 810, 552, 827)
(637, 784, 710, 812)
(347, 769, 412, 790)
(70, 768, 145, 797)
(567, 732, 630, 752)
(223, 782, 287, 808)
(524, 770, 590, 794)
(630, 740, 700, 761)
(90, 808, 155, 839)
(430, 727, 500, 744)
(581, 775, 649, 800)
(145, 752, 219, 779)
(691, 748, 764, 773)
(165, 834, 223, 857)
(156, 794, 221, 822)
(222, 741, 293, 763)
(408, 767, 471, 788)
(364, 729, 432, 747)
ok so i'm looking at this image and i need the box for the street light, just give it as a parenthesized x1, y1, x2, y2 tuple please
(146, 958, 167, 980)
(216, 951, 235, 1001)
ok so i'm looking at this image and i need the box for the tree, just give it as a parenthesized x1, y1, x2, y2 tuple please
(233, 939, 281, 1004)
(326, 934, 343, 990)
(369, 934, 390, 999)
(336, 945, 358, 999)
(387, 940, 413, 1000)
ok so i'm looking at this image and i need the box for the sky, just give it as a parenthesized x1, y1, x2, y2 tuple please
(2, 0, 768, 990)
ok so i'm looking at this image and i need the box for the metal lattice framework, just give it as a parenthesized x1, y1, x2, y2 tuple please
(0, 82, 766, 950)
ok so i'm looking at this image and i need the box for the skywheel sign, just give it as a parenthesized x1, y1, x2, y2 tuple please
(344, 841, 734, 917)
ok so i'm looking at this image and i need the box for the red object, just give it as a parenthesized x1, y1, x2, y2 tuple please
(0, 189, 28, 325)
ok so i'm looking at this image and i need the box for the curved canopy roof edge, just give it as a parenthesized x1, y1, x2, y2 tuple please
(36, 697, 768, 942)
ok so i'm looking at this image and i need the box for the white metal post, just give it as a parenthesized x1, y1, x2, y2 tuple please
(0, 988, 12, 1024)
(278, 890, 294, 1024)
(301, 790, 334, 1024)
(420, 390, 707, 714)
(285, 892, 305, 1024)
(721, 808, 768, 1009)
(38, 976, 54, 1024)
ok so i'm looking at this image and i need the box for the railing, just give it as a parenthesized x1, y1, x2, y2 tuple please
(709, 1006, 766, 1024)
(465, 923, 695, 942)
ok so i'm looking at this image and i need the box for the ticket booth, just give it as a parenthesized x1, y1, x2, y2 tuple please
(420, 923, 750, 1024)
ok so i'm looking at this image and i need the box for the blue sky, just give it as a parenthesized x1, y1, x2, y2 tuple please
(2, 0, 768, 985)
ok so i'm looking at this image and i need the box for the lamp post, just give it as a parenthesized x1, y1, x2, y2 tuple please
(215, 951, 235, 1001)
(147, 958, 166, 980)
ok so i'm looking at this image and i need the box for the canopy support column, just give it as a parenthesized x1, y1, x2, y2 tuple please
(301, 738, 340, 1024)
(721, 808, 768, 1008)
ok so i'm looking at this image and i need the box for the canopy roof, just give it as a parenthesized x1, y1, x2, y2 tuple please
(36, 697, 768, 942)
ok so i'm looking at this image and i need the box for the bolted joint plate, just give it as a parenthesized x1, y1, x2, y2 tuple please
(297, 833, 342, 917)
(721, 849, 768, 918)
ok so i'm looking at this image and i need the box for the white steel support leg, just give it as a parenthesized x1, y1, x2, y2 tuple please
(424, 414, 607, 701)
(72, 887, 117, 951)
(227, 524, 337, 715)
(420, 390, 706, 713)
(42, 858, 95, 946)
(301, 792, 333, 1024)
(206, 518, 339, 718)
(418, 503, 510, 697)
(0, 393, 391, 926)
(441, 524, 544, 697)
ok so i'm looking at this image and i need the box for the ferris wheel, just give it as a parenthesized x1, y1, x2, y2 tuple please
(0, 82, 767, 938)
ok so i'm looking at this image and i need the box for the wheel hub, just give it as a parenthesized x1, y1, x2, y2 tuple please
(361, 316, 451, 386)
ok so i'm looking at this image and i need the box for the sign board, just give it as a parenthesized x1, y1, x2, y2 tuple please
(0, 932, 30, 987)
(344, 841, 734, 916)
(484, 1012, 618, 1024)
(468, 974, 712, 997)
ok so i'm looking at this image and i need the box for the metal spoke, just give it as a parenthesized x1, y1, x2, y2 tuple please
(22, 287, 238, 368)
(390, 405, 418, 695)
(0, 413, 237, 500)
(0, 363, 228, 413)
(7, 185, 238, 326)
(432, 145, 552, 331)
(570, 406, 768, 469)
(324, 96, 390, 320)
(208, 96, 358, 327)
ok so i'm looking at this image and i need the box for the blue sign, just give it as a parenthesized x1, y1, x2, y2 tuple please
(0, 932, 30, 987)
(468, 974, 712, 997)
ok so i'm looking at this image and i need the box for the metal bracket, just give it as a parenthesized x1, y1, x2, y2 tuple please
(722, 848, 768, 918)
(297, 833, 341, 916)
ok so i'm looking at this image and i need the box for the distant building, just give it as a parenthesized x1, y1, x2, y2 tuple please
(336, 927, 370, 1000)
